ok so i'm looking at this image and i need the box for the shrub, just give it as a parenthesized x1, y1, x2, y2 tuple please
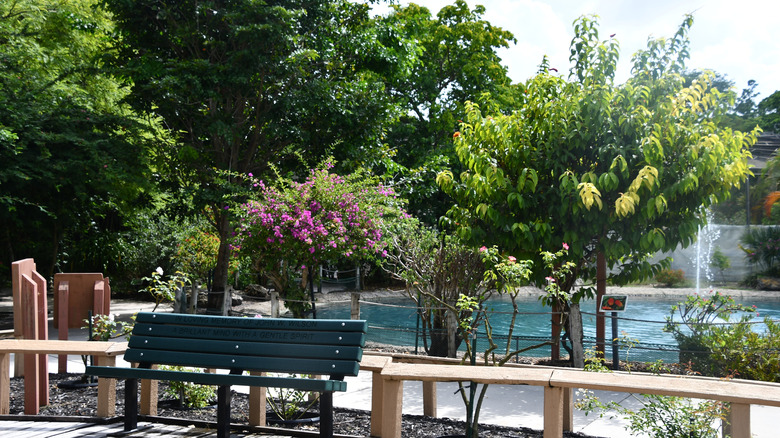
(654, 268, 686, 287)
(740, 226, 780, 273)
(159, 366, 215, 408)
(234, 162, 399, 317)
(576, 349, 726, 438)
(709, 247, 730, 282)
(664, 292, 780, 381)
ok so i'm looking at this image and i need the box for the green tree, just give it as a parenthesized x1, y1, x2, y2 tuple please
(376, 1, 517, 224)
(437, 14, 757, 365)
(0, 0, 150, 279)
(234, 164, 395, 317)
(100, 0, 397, 295)
(758, 90, 780, 133)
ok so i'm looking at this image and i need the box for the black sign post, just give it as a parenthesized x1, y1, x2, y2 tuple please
(599, 295, 627, 370)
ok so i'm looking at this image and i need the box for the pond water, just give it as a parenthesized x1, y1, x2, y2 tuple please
(317, 292, 780, 361)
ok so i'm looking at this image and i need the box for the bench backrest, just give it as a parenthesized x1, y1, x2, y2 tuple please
(125, 312, 366, 378)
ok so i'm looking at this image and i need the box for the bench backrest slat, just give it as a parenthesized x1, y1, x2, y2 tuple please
(135, 312, 366, 332)
(130, 336, 363, 361)
(131, 323, 365, 346)
(125, 312, 366, 378)
(124, 350, 361, 376)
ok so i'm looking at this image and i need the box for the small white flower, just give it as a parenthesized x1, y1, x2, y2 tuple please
(155, 267, 164, 276)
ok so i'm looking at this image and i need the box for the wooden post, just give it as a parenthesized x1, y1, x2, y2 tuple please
(21, 275, 40, 414)
(11, 258, 37, 377)
(563, 387, 574, 432)
(95, 356, 117, 417)
(271, 291, 280, 318)
(351, 292, 361, 320)
(0, 353, 9, 414)
(422, 381, 437, 417)
(727, 403, 751, 438)
(188, 283, 199, 313)
(596, 251, 606, 357)
(57, 282, 69, 372)
(248, 371, 266, 426)
(139, 364, 158, 416)
(32, 271, 47, 407)
(543, 386, 564, 438)
(381, 378, 404, 438)
(370, 371, 384, 437)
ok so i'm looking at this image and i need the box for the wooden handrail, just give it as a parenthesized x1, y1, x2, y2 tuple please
(360, 353, 780, 438)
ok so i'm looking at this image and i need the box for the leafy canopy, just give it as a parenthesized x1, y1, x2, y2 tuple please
(437, 14, 758, 299)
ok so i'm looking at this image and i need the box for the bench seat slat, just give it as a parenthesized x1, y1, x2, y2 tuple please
(132, 323, 366, 346)
(85, 366, 347, 392)
(129, 336, 363, 360)
(124, 349, 361, 376)
(135, 312, 367, 333)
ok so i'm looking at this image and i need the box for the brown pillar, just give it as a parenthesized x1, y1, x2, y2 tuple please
(596, 252, 606, 357)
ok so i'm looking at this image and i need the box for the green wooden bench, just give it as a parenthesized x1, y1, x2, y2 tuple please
(86, 312, 366, 438)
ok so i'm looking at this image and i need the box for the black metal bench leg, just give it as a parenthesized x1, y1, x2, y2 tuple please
(217, 385, 231, 438)
(125, 378, 138, 431)
(320, 391, 334, 438)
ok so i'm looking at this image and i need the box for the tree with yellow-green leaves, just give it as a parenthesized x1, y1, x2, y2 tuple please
(437, 14, 758, 366)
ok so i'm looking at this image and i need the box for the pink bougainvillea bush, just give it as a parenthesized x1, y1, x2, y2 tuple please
(233, 163, 399, 316)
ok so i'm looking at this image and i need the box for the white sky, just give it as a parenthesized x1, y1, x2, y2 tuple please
(371, 0, 780, 100)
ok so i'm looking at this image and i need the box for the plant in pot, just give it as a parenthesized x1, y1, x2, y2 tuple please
(266, 374, 320, 424)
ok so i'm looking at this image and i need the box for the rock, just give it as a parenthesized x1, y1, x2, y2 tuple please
(244, 284, 271, 300)
(231, 293, 243, 306)
(757, 277, 780, 290)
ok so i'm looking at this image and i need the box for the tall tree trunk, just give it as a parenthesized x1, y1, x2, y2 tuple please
(568, 303, 584, 368)
(551, 301, 563, 361)
(212, 212, 232, 294)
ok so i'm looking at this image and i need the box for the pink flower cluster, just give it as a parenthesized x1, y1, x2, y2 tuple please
(234, 167, 391, 264)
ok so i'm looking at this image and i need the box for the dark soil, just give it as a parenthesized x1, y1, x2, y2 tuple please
(6, 373, 603, 438)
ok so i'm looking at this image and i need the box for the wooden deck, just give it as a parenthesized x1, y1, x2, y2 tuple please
(0, 418, 327, 437)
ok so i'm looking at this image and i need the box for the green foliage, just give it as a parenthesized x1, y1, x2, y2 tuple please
(235, 163, 397, 317)
(538, 244, 576, 308)
(709, 247, 731, 282)
(82, 313, 135, 341)
(267, 375, 319, 421)
(173, 217, 243, 286)
(654, 269, 687, 287)
(437, 14, 756, 305)
(0, 0, 152, 278)
(139, 268, 190, 312)
(577, 349, 726, 438)
(381, 215, 492, 357)
(158, 366, 215, 409)
(375, 1, 517, 224)
(100, 0, 398, 293)
(704, 315, 780, 382)
(740, 226, 780, 274)
(664, 292, 770, 378)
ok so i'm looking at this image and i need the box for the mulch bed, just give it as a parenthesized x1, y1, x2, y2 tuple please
(5, 373, 603, 438)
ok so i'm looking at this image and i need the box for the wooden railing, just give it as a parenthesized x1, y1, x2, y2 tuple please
(359, 352, 780, 438)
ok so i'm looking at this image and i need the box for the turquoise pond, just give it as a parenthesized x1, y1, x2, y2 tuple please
(316, 293, 780, 359)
